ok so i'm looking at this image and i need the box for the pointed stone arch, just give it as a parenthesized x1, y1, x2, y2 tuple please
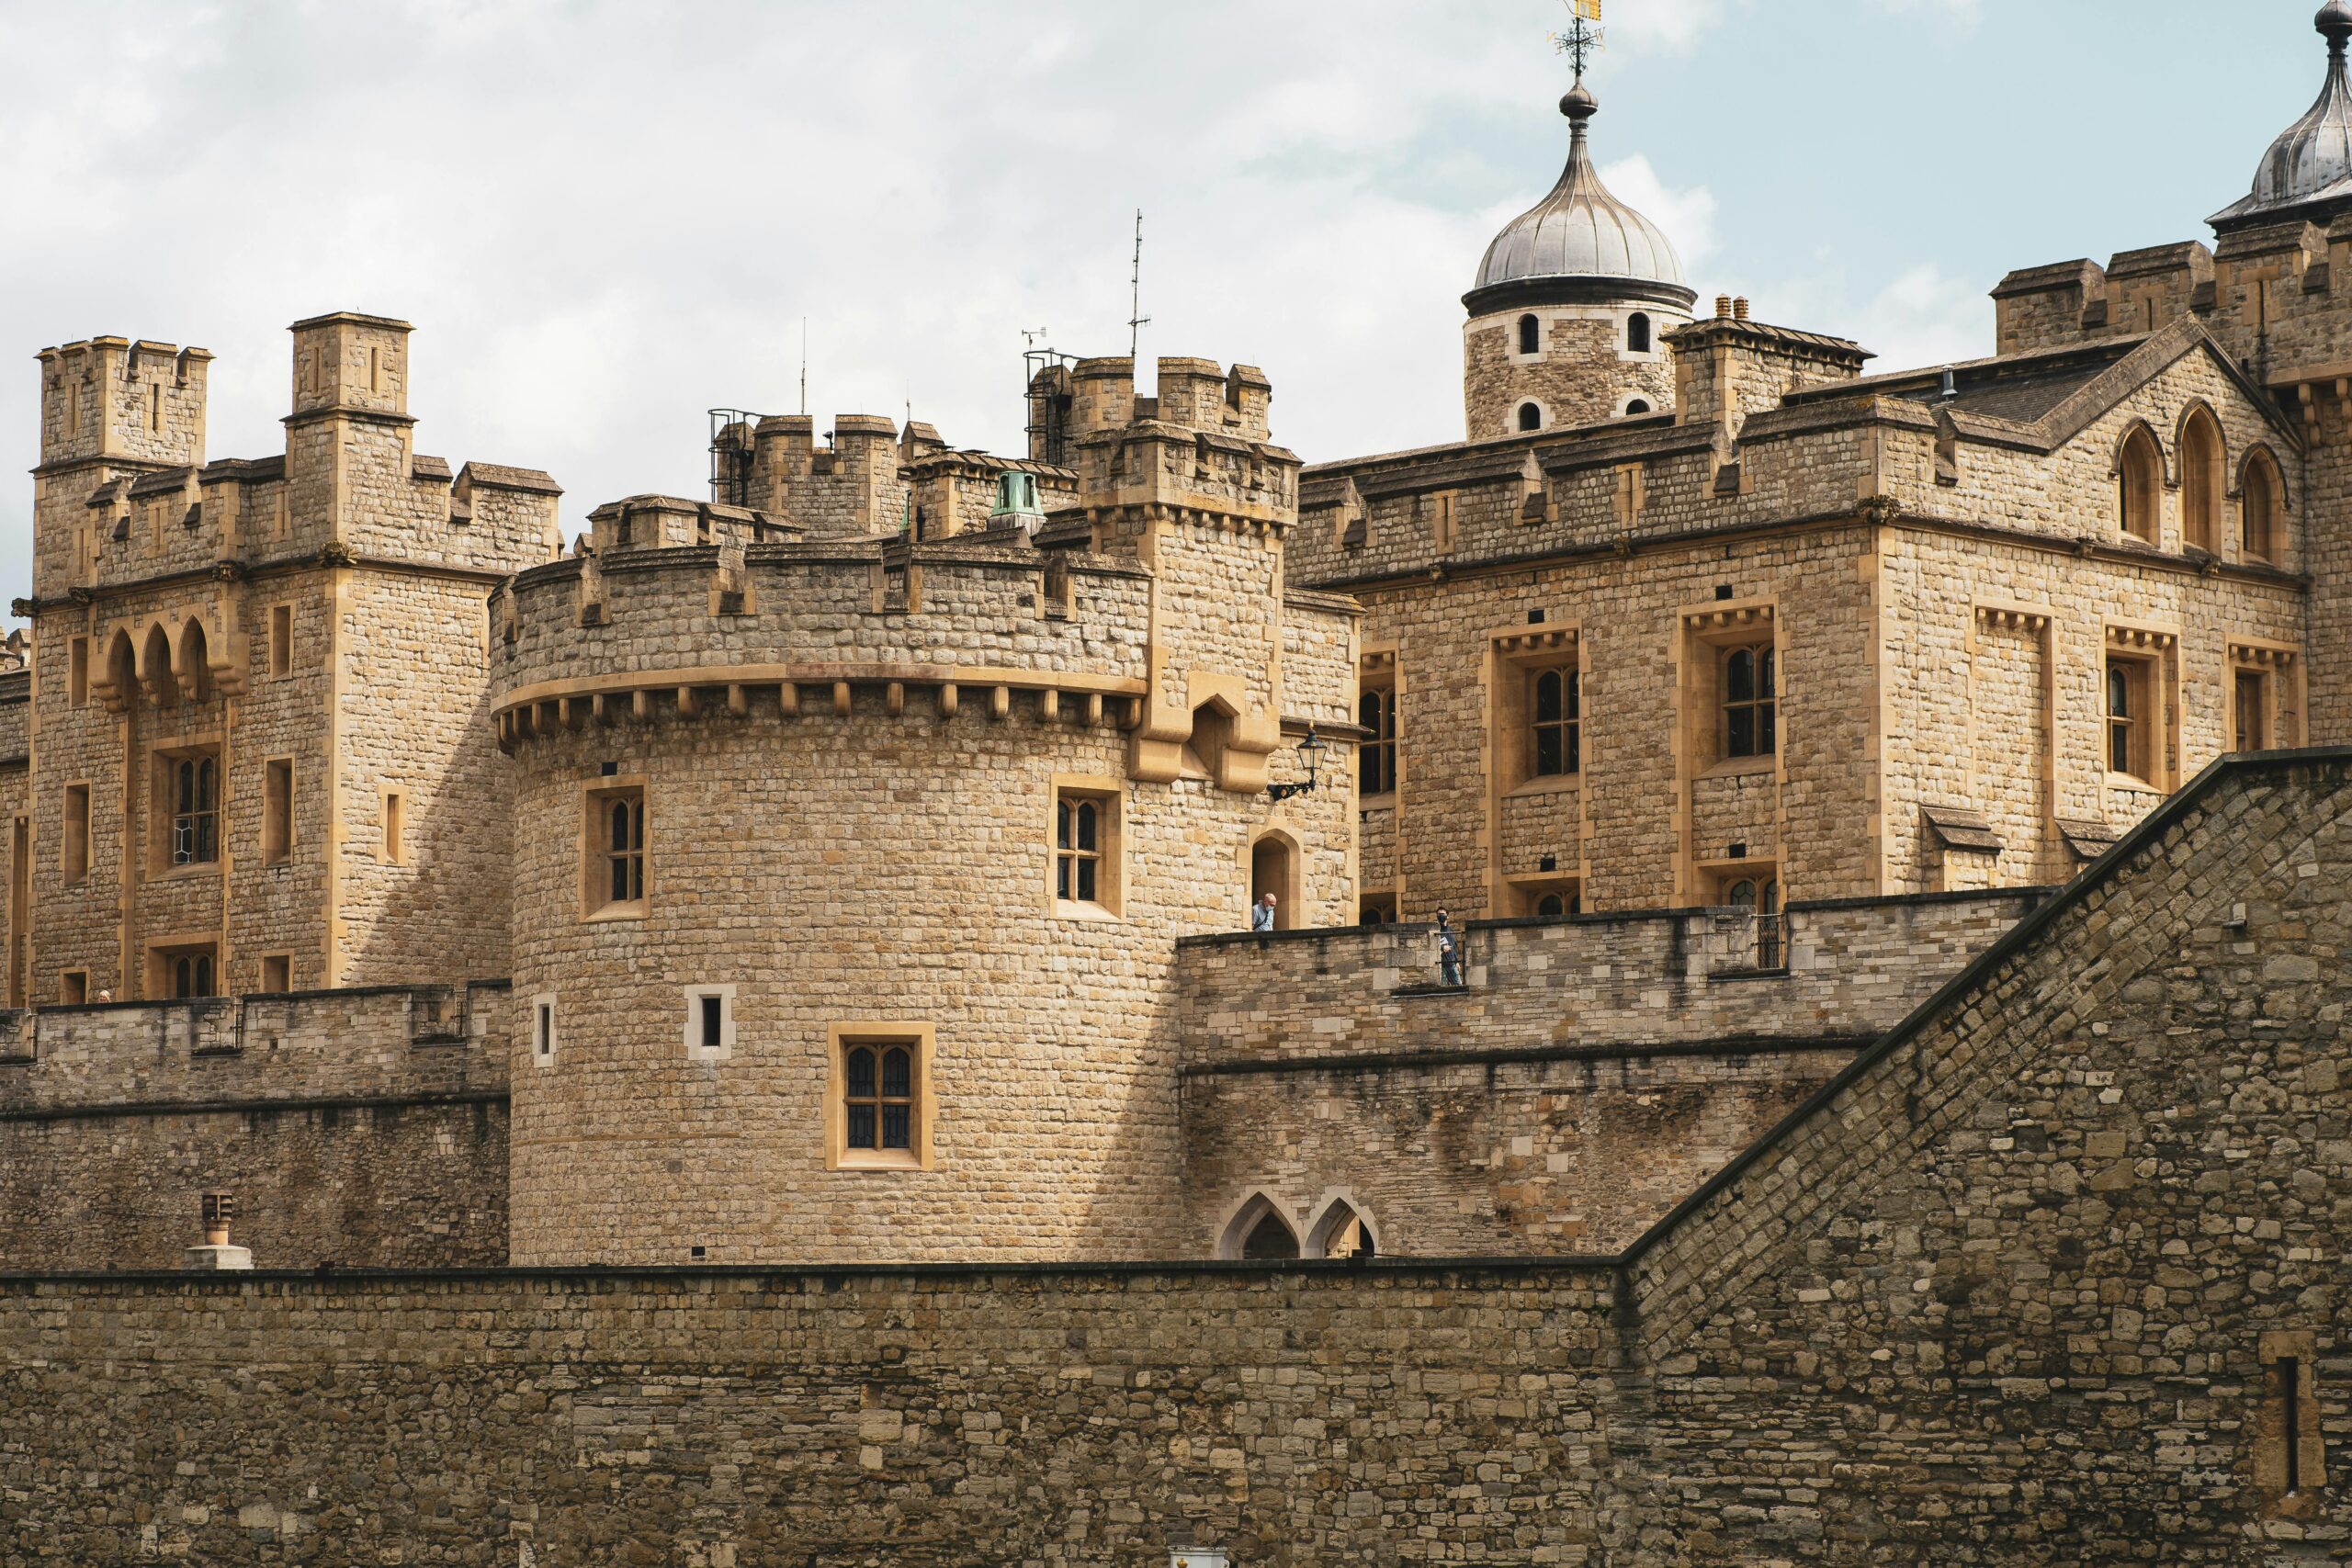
(1214, 1189, 1301, 1260)
(2238, 443, 2289, 563)
(2112, 421, 2165, 545)
(174, 615, 212, 705)
(138, 621, 178, 706)
(95, 627, 138, 712)
(2176, 401, 2225, 552)
(1304, 1191, 1380, 1259)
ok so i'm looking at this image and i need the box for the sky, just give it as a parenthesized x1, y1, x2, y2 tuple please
(0, 0, 2333, 605)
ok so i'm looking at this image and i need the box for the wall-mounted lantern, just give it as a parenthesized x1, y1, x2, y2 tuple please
(1265, 726, 1326, 803)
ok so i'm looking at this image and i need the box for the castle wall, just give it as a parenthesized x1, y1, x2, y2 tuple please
(0, 984, 509, 1269)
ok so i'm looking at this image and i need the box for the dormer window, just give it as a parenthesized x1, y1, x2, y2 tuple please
(1517, 314, 1541, 355)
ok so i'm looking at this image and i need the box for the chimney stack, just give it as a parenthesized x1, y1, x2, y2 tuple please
(184, 1191, 254, 1271)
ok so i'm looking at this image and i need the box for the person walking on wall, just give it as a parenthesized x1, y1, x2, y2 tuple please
(1435, 908, 1463, 987)
(1251, 893, 1279, 932)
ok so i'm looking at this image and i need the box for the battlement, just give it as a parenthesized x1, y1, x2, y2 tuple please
(35, 336, 211, 472)
(1026, 355, 1295, 525)
(490, 537, 1160, 749)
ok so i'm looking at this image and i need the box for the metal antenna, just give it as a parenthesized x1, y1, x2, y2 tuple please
(1551, 0, 1603, 81)
(799, 318, 808, 416)
(1127, 209, 1150, 363)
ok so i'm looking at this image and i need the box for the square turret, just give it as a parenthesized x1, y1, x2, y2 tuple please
(35, 338, 210, 472)
(288, 311, 412, 419)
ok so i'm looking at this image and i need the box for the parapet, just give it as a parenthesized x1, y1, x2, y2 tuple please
(35, 336, 213, 472)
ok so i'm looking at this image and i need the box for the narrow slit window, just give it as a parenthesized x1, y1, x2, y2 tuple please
(534, 997, 557, 1065)
(1359, 683, 1398, 796)
(170, 755, 220, 866)
(269, 604, 293, 678)
(1518, 402, 1543, 433)
(700, 994, 722, 1049)
(62, 784, 90, 884)
(1057, 797, 1101, 903)
(68, 637, 88, 706)
(263, 759, 293, 866)
(383, 789, 404, 863)
(1627, 311, 1652, 353)
(1517, 313, 1540, 355)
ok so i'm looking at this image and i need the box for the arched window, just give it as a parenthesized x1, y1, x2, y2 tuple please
(1530, 667, 1579, 776)
(1217, 1192, 1302, 1259)
(1723, 644, 1777, 760)
(1250, 835, 1296, 931)
(1724, 876, 1783, 968)
(2106, 659, 2145, 777)
(2118, 424, 2163, 544)
(843, 1043, 916, 1153)
(1518, 402, 1543, 433)
(1536, 892, 1567, 919)
(1625, 399, 1651, 416)
(171, 755, 219, 865)
(1358, 682, 1397, 796)
(1627, 312, 1652, 353)
(1518, 313, 1541, 355)
(606, 794, 644, 906)
(2242, 448, 2283, 563)
(1306, 1199, 1377, 1259)
(2179, 408, 2223, 552)
(172, 952, 214, 998)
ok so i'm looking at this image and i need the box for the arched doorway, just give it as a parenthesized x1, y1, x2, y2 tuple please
(1216, 1191, 1301, 1260)
(1306, 1197, 1377, 1259)
(1250, 834, 1297, 931)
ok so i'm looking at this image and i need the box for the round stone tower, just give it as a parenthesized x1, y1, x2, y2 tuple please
(489, 367, 1357, 1267)
(1463, 79, 1697, 441)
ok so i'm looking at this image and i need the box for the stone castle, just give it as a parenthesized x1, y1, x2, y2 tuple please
(0, 9, 2344, 1562)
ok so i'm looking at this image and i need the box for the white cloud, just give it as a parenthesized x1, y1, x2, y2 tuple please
(1865, 0, 1982, 24)
(1600, 155, 1720, 270)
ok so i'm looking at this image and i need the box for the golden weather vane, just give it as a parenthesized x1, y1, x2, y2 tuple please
(1551, 0, 1604, 81)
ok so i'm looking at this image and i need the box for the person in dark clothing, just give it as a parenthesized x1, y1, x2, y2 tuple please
(1435, 908, 1463, 987)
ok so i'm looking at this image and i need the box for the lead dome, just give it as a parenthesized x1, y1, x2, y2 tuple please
(1469, 83, 1689, 301)
(2211, 1, 2352, 230)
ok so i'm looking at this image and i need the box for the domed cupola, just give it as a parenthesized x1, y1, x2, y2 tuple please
(2212, 3, 2352, 231)
(1467, 84, 1694, 314)
(1461, 78, 1698, 443)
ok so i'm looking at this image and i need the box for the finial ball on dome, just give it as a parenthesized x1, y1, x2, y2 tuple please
(1560, 81, 1599, 123)
(2323, 0, 2352, 48)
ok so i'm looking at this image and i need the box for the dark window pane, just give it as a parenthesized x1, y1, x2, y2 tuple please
(881, 1048, 911, 1098)
(881, 1103, 910, 1150)
(1076, 802, 1097, 852)
(1758, 703, 1777, 755)
(700, 996, 721, 1047)
(1534, 727, 1562, 777)
(1057, 799, 1070, 850)
(1728, 881, 1756, 909)
(1566, 671, 1581, 720)
(1758, 649, 1775, 701)
(611, 801, 629, 852)
(1566, 726, 1581, 775)
(847, 1104, 876, 1150)
(1725, 650, 1753, 704)
(611, 856, 628, 905)
(846, 1047, 875, 1098)
(197, 955, 213, 996)
(1534, 671, 1561, 724)
(2109, 667, 2129, 718)
(1359, 692, 1380, 732)
(1077, 859, 1096, 903)
(2111, 724, 2131, 774)
(1728, 708, 1756, 758)
(1537, 894, 1565, 919)
(1056, 855, 1071, 901)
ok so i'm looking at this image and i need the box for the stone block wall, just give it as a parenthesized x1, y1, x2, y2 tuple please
(0, 983, 510, 1269)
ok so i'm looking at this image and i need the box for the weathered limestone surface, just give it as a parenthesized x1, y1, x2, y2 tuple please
(0, 749, 2340, 1564)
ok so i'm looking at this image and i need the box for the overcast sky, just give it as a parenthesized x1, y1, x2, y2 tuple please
(0, 1, 2331, 604)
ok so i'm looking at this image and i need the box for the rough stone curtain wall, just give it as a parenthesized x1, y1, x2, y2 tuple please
(1623, 752, 2352, 1561)
(0, 1267, 1623, 1565)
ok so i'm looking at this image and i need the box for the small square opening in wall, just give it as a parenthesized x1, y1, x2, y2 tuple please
(684, 985, 735, 1061)
(531, 993, 557, 1066)
(260, 954, 290, 993)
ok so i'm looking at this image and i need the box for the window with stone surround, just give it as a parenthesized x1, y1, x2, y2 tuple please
(381, 788, 405, 865)
(2241, 446, 2285, 563)
(1358, 891, 1397, 926)
(67, 637, 87, 706)
(62, 784, 89, 885)
(1517, 313, 1541, 355)
(827, 1023, 933, 1171)
(531, 993, 557, 1066)
(1359, 679, 1398, 798)
(1510, 874, 1581, 919)
(1531, 667, 1580, 778)
(150, 942, 216, 999)
(268, 604, 293, 679)
(1517, 402, 1543, 433)
(260, 954, 291, 993)
(2106, 655, 2155, 782)
(1722, 872, 1783, 970)
(2230, 643, 2298, 752)
(1722, 644, 1776, 760)
(582, 779, 648, 919)
(2179, 406, 2223, 553)
(1627, 312, 1652, 353)
(2117, 423, 2164, 545)
(61, 970, 87, 1006)
(683, 984, 734, 1063)
(146, 747, 221, 874)
(263, 759, 294, 866)
(1051, 780, 1122, 917)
